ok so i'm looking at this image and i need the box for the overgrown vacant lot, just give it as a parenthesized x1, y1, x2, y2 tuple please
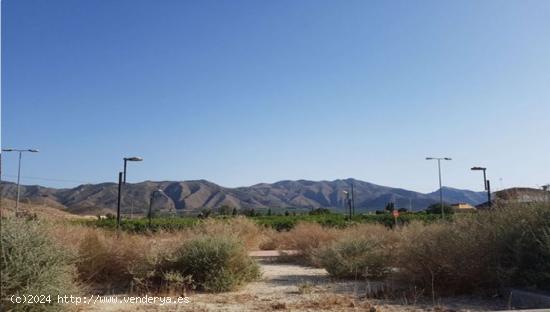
(1, 202, 549, 311)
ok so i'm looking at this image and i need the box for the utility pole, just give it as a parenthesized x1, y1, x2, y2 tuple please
(426, 157, 452, 218)
(116, 172, 123, 228)
(350, 182, 355, 216)
(348, 194, 352, 220)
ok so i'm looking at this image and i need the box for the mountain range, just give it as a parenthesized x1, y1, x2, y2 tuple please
(0, 178, 486, 215)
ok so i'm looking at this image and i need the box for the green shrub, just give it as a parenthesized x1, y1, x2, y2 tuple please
(166, 236, 260, 292)
(83, 217, 198, 233)
(309, 208, 331, 215)
(1, 219, 79, 312)
(425, 203, 454, 215)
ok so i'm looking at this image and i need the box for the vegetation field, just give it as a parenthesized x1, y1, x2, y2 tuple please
(81, 211, 445, 232)
(253, 211, 443, 230)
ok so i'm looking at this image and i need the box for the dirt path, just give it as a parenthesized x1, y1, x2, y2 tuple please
(79, 259, 507, 312)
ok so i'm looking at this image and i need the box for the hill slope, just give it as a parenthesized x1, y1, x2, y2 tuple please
(0, 178, 486, 215)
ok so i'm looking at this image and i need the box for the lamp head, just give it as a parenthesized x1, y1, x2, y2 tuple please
(125, 157, 143, 162)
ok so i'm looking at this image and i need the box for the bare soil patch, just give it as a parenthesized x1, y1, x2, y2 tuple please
(80, 259, 507, 311)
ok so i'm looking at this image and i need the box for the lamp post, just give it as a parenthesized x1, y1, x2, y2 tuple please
(148, 189, 165, 228)
(471, 167, 491, 207)
(426, 157, 452, 218)
(342, 190, 352, 220)
(117, 156, 142, 228)
(1, 148, 39, 216)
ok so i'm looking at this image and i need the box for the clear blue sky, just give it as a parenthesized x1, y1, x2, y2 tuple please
(2, 0, 549, 193)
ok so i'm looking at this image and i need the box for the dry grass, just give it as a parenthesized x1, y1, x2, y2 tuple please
(266, 222, 339, 265)
(190, 217, 266, 250)
(76, 230, 154, 289)
(47, 221, 161, 292)
(0, 198, 89, 220)
(395, 203, 550, 295)
(314, 224, 398, 279)
(263, 223, 397, 268)
(297, 281, 316, 294)
(395, 219, 495, 296)
(45, 217, 264, 293)
(270, 301, 287, 310)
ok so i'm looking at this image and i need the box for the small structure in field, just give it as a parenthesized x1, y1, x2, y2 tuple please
(451, 202, 476, 212)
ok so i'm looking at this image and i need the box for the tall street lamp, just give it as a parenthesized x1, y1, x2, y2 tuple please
(117, 156, 142, 228)
(426, 157, 452, 218)
(342, 190, 352, 220)
(1, 148, 39, 216)
(471, 166, 491, 207)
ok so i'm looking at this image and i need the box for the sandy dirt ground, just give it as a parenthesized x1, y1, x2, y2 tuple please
(78, 258, 507, 312)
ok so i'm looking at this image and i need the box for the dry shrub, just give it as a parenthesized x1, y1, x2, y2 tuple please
(273, 222, 339, 265)
(258, 227, 280, 250)
(490, 203, 550, 290)
(396, 203, 550, 295)
(165, 235, 261, 292)
(340, 223, 399, 244)
(1, 218, 80, 312)
(47, 222, 97, 255)
(76, 229, 153, 289)
(59, 220, 262, 293)
(189, 217, 265, 250)
(315, 224, 397, 279)
(396, 218, 495, 295)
